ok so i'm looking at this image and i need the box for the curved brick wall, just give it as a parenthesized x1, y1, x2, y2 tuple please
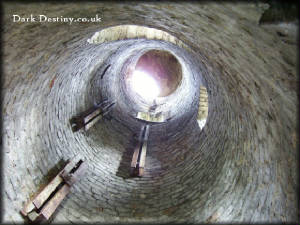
(2, 2, 298, 224)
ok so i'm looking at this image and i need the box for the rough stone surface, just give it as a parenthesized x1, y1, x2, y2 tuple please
(2, 2, 299, 224)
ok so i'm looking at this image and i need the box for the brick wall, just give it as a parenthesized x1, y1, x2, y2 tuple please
(2, 2, 298, 223)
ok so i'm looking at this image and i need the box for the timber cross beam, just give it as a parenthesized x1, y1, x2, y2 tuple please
(21, 158, 87, 223)
(70, 100, 115, 132)
(130, 124, 150, 177)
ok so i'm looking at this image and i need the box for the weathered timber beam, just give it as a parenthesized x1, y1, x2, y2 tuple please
(60, 160, 87, 186)
(130, 144, 140, 177)
(84, 102, 115, 131)
(135, 111, 172, 124)
(137, 125, 149, 176)
(138, 140, 147, 176)
(130, 125, 150, 177)
(40, 184, 70, 220)
(70, 101, 115, 132)
(22, 159, 75, 214)
(84, 113, 103, 131)
(21, 158, 87, 223)
(83, 108, 103, 125)
(144, 125, 150, 141)
(131, 145, 140, 169)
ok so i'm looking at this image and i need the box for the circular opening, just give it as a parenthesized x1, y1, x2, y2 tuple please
(127, 50, 182, 101)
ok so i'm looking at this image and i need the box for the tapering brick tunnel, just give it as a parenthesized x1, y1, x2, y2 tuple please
(2, 2, 298, 224)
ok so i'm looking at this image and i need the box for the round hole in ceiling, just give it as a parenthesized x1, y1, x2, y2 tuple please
(126, 49, 182, 101)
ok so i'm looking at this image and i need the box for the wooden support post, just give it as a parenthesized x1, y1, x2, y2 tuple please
(136, 111, 168, 123)
(21, 158, 87, 223)
(32, 175, 64, 209)
(84, 111, 103, 131)
(130, 145, 140, 177)
(83, 108, 103, 125)
(40, 184, 70, 220)
(138, 141, 147, 176)
(60, 160, 87, 186)
(70, 101, 115, 132)
(130, 125, 150, 177)
(144, 125, 150, 141)
(138, 125, 149, 176)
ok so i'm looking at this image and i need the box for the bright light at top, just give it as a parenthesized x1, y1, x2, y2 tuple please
(129, 70, 160, 101)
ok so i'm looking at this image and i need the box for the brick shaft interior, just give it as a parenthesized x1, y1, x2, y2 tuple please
(2, 2, 298, 224)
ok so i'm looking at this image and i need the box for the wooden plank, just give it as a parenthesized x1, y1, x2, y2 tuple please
(153, 112, 165, 122)
(84, 113, 103, 131)
(70, 117, 84, 132)
(61, 159, 77, 175)
(139, 141, 147, 168)
(138, 167, 144, 176)
(40, 184, 70, 220)
(131, 145, 140, 168)
(61, 161, 87, 186)
(144, 125, 150, 141)
(21, 201, 35, 216)
(95, 99, 109, 108)
(27, 210, 40, 222)
(73, 161, 87, 178)
(32, 159, 75, 209)
(70, 106, 102, 132)
(83, 108, 102, 124)
(22, 158, 86, 222)
(32, 175, 63, 209)
(136, 112, 151, 121)
(80, 107, 99, 118)
(138, 125, 146, 142)
(136, 111, 165, 123)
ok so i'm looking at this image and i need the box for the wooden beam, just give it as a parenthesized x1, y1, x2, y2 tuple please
(131, 145, 140, 168)
(130, 125, 150, 177)
(32, 175, 63, 209)
(144, 125, 150, 141)
(70, 101, 115, 132)
(83, 108, 102, 124)
(31, 158, 76, 209)
(84, 113, 103, 131)
(136, 111, 169, 123)
(61, 160, 87, 186)
(21, 158, 87, 222)
(138, 141, 147, 176)
(40, 184, 70, 220)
